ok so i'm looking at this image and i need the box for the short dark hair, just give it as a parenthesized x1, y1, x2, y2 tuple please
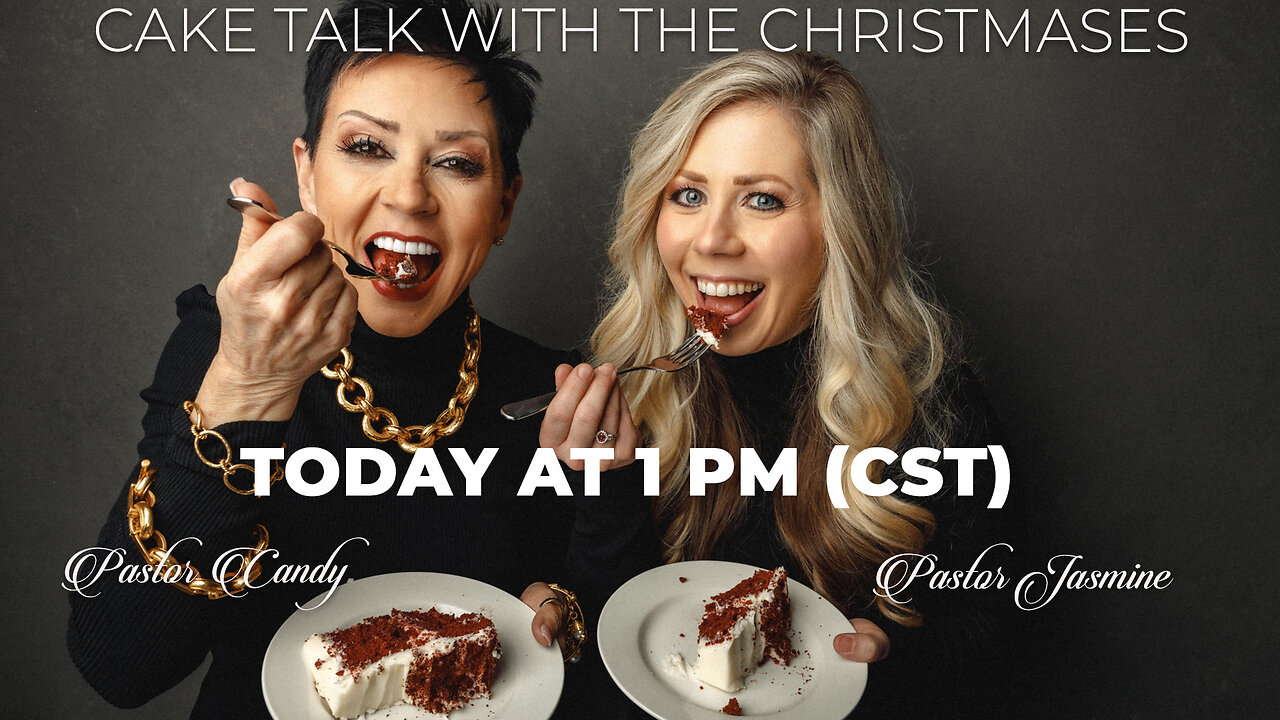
(300, 0, 540, 184)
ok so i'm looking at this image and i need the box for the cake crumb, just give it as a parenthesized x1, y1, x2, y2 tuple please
(394, 257, 416, 280)
(721, 697, 743, 715)
(685, 305, 728, 348)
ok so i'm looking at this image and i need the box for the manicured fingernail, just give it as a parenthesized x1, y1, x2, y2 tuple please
(229, 176, 245, 193)
(834, 634, 856, 656)
(539, 624, 552, 645)
(576, 364, 592, 378)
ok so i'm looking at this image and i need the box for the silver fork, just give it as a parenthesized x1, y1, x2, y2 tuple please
(499, 333, 711, 421)
(227, 196, 398, 281)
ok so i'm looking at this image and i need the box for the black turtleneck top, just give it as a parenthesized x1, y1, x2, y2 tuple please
(67, 285, 655, 719)
(704, 329, 1024, 718)
(712, 329, 810, 574)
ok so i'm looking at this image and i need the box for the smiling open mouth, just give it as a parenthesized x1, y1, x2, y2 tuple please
(366, 236, 442, 289)
(696, 277, 764, 317)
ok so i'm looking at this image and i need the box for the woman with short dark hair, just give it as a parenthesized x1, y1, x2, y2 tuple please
(67, 2, 649, 717)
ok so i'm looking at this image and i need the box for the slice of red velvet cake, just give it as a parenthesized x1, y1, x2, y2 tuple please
(685, 305, 728, 348)
(693, 567, 796, 692)
(304, 607, 500, 719)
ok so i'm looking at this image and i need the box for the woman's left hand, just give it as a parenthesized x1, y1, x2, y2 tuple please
(521, 582, 570, 659)
(833, 618, 890, 662)
(540, 363, 639, 471)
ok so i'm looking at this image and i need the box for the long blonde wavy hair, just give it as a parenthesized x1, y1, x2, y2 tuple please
(593, 51, 951, 624)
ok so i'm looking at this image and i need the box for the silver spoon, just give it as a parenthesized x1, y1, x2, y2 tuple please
(226, 196, 404, 281)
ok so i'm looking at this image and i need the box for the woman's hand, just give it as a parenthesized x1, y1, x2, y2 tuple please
(194, 179, 358, 426)
(539, 363, 639, 471)
(521, 582, 570, 658)
(833, 618, 890, 663)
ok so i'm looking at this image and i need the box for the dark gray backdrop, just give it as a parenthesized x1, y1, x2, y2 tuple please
(2, 1, 1275, 716)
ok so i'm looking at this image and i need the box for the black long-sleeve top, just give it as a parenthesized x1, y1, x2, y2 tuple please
(67, 286, 655, 719)
(709, 331, 1026, 719)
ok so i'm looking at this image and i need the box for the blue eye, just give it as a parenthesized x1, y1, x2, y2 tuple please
(671, 187, 704, 206)
(746, 193, 783, 211)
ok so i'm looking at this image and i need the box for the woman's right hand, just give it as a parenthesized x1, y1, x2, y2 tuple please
(539, 363, 639, 471)
(194, 179, 358, 426)
(833, 618, 891, 663)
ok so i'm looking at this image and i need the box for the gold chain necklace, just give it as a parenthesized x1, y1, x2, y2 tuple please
(320, 301, 481, 453)
(123, 303, 479, 599)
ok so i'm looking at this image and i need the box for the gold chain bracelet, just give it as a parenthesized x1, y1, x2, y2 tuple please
(125, 460, 270, 599)
(123, 400, 281, 598)
(182, 400, 283, 495)
(546, 583, 588, 663)
(320, 300, 481, 454)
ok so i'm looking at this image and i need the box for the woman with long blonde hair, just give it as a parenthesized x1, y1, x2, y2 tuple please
(542, 50, 1011, 711)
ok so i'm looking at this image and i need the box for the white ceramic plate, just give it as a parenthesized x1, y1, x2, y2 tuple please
(598, 561, 866, 719)
(262, 572, 563, 720)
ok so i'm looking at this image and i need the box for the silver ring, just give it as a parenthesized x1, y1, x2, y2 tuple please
(595, 430, 617, 444)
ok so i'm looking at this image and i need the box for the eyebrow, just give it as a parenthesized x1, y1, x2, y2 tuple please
(337, 110, 398, 132)
(734, 174, 794, 191)
(334, 112, 489, 146)
(437, 129, 488, 143)
(674, 170, 795, 191)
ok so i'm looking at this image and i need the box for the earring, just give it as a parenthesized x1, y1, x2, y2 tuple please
(493, 236, 505, 246)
